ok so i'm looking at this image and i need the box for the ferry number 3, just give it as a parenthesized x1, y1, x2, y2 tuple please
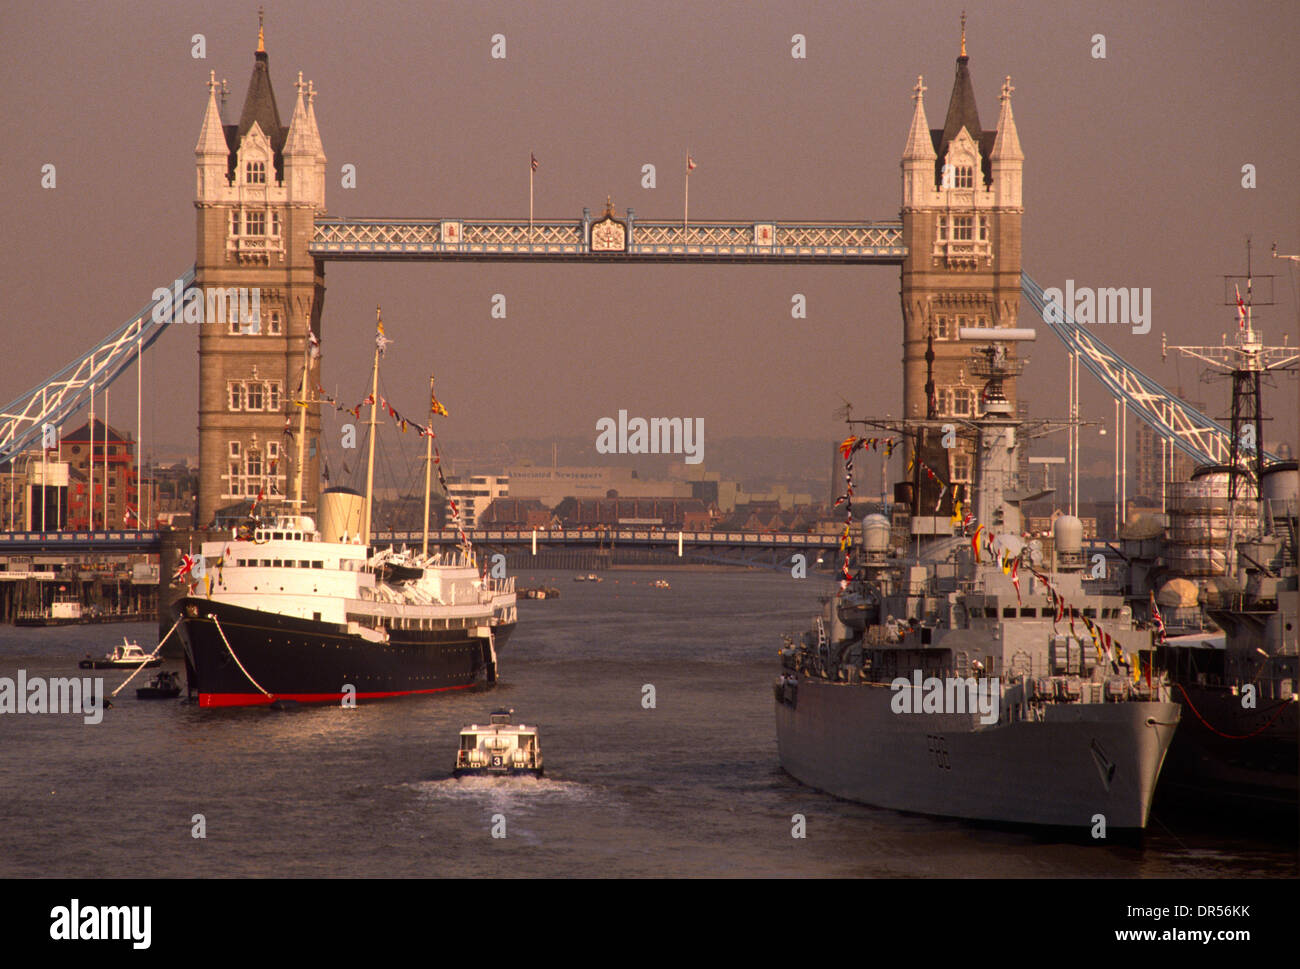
(926, 734, 951, 771)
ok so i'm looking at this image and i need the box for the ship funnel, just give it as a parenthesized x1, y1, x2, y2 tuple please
(319, 486, 364, 543)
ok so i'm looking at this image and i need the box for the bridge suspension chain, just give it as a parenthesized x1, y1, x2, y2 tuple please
(1020, 271, 1280, 467)
(0, 267, 196, 464)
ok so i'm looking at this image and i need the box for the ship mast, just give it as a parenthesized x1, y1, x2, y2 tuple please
(422, 374, 434, 557)
(291, 339, 310, 511)
(361, 306, 383, 545)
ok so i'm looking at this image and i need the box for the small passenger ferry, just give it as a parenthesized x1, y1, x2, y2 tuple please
(453, 709, 544, 777)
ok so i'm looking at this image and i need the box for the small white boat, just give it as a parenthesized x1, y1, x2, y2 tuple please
(79, 638, 160, 671)
(453, 709, 543, 777)
(652, 579, 671, 589)
(573, 573, 602, 583)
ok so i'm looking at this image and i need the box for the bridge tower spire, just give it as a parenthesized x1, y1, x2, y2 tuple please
(899, 19, 1023, 499)
(194, 19, 328, 527)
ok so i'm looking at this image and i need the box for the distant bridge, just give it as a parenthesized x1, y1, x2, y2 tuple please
(0, 527, 838, 557)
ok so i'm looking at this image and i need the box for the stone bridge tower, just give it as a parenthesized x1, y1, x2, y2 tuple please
(194, 20, 327, 526)
(899, 20, 1024, 492)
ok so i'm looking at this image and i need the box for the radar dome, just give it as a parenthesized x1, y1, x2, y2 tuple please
(1053, 515, 1084, 555)
(861, 514, 891, 553)
(1157, 577, 1199, 608)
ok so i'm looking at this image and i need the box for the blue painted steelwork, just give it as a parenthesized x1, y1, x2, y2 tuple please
(1021, 271, 1280, 466)
(310, 217, 905, 263)
(0, 268, 197, 464)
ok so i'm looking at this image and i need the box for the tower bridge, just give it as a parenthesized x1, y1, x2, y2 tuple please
(1, 17, 1261, 545)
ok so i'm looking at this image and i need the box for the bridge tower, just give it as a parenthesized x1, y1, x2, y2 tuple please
(899, 19, 1023, 491)
(194, 18, 327, 526)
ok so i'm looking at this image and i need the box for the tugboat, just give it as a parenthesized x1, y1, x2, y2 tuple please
(452, 709, 544, 777)
(136, 670, 182, 700)
(79, 639, 160, 670)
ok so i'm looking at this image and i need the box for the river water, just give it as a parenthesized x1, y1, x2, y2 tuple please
(1, 569, 1293, 878)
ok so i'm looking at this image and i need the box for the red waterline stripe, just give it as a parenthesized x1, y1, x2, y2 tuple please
(199, 683, 476, 708)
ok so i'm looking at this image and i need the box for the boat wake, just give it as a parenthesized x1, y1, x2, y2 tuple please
(410, 775, 594, 806)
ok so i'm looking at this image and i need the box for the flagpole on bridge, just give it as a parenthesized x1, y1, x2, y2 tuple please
(683, 150, 692, 235)
(529, 152, 538, 244)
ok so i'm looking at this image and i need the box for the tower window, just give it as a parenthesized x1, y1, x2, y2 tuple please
(228, 383, 243, 410)
(230, 210, 240, 236)
(244, 382, 264, 411)
(228, 441, 241, 458)
(937, 216, 947, 241)
(271, 212, 280, 236)
(245, 211, 266, 236)
(935, 315, 952, 340)
(935, 389, 952, 415)
(952, 216, 974, 242)
(978, 216, 989, 241)
(951, 451, 972, 483)
(955, 165, 974, 189)
(953, 388, 974, 416)
(246, 161, 266, 184)
(267, 381, 282, 411)
(269, 311, 282, 335)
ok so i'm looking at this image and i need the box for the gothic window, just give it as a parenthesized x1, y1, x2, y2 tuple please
(935, 315, 952, 340)
(953, 388, 974, 416)
(976, 315, 989, 328)
(230, 210, 240, 235)
(246, 161, 266, 184)
(271, 211, 280, 236)
(244, 382, 264, 411)
(935, 388, 952, 415)
(952, 216, 974, 242)
(267, 382, 281, 411)
(936, 216, 947, 242)
(268, 311, 282, 335)
(978, 216, 989, 242)
(245, 210, 266, 235)
(245, 451, 262, 492)
(956, 165, 974, 189)
(228, 383, 243, 410)
(229, 441, 241, 459)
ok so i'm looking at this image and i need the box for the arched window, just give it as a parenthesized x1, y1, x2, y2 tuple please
(245, 161, 266, 184)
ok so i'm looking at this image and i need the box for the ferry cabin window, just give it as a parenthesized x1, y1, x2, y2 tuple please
(1020, 608, 1035, 617)
(1002, 607, 1016, 618)
(461, 735, 477, 750)
(1083, 608, 1097, 618)
(312, 561, 323, 569)
(985, 607, 997, 618)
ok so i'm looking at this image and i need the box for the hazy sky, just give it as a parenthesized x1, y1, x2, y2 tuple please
(1, 0, 1296, 467)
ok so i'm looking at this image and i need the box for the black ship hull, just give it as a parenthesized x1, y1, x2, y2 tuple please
(1154, 682, 1298, 821)
(172, 597, 506, 708)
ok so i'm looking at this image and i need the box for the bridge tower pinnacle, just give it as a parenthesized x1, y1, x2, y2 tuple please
(899, 20, 1023, 493)
(193, 19, 328, 527)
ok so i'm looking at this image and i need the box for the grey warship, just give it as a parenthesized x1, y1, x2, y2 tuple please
(775, 327, 1180, 830)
